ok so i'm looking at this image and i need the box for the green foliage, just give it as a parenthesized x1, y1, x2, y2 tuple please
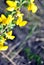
(24, 47, 42, 65)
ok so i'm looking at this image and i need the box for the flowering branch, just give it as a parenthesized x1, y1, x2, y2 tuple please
(0, 0, 38, 51)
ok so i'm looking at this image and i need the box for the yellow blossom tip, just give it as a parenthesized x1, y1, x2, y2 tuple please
(0, 46, 8, 51)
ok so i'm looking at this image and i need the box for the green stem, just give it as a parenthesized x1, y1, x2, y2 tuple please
(1, 25, 9, 34)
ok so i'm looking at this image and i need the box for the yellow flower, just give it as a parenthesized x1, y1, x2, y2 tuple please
(0, 17, 2, 22)
(0, 37, 8, 51)
(0, 37, 6, 43)
(0, 46, 8, 51)
(0, 42, 8, 51)
(6, 15, 14, 25)
(0, 42, 4, 46)
(0, 14, 14, 25)
(17, 11, 24, 17)
(16, 17, 27, 27)
(30, 0, 34, 3)
(28, 0, 38, 13)
(0, 14, 6, 23)
(28, 3, 38, 13)
(16, 10, 27, 27)
(6, 31, 15, 40)
(6, 1, 18, 11)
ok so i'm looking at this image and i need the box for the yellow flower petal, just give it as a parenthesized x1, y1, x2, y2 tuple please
(6, 1, 17, 7)
(6, 1, 17, 11)
(0, 42, 4, 46)
(16, 17, 23, 25)
(30, 0, 34, 3)
(0, 46, 8, 51)
(0, 37, 6, 43)
(8, 36, 15, 40)
(0, 17, 2, 22)
(31, 3, 38, 13)
(8, 15, 14, 21)
(28, 3, 38, 13)
(1, 14, 6, 20)
(17, 11, 24, 17)
(16, 16, 27, 27)
(28, 4, 32, 11)
(0, 14, 7, 25)
(6, 15, 14, 24)
(0, 14, 14, 25)
(7, 31, 12, 35)
(6, 31, 15, 40)
(6, 7, 14, 11)
(19, 21, 27, 27)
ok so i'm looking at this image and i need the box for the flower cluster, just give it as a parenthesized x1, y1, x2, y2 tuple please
(28, 0, 38, 13)
(0, 0, 38, 51)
